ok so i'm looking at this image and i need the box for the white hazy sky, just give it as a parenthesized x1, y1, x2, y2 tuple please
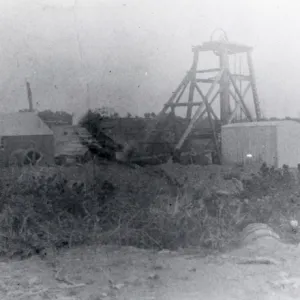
(0, 0, 299, 121)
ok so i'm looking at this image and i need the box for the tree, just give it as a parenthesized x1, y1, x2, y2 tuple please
(79, 109, 123, 159)
(37, 110, 73, 125)
(144, 112, 156, 119)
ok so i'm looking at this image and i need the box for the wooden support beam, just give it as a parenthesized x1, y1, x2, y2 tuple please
(196, 68, 220, 73)
(228, 84, 253, 122)
(174, 79, 189, 104)
(231, 74, 251, 81)
(174, 102, 204, 151)
(197, 90, 220, 120)
(175, 69, 224, 151)
(229, 89, 241, 106)
(247, 51, 261, 120)
(227, 103, 241, 124)
(195, 84, 221, 161)
(195, 84, 218, 120)
(172, 78, 189, 113)
(228, 89, 245, 120)
(163, 72, 190, 112)
(228, 86, 250, 121)
(219, 50, 231, 123)
(228, 83, 251, 121)
(186, 47, 200, 119)
(242, 82, 251, 98)
(169, 102, 203, 107)
(229, 83, 251, 121)
(198, 41, 253, 54)
(228, 72, 253, 121)
(143, 72, 190, 144)
(196, 78, 217, 83)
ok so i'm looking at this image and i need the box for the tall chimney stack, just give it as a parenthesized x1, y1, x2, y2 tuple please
(26, 81, 33, 112)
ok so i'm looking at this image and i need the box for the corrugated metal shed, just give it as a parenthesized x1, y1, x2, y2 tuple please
(0, 112, 53, 136)
(222, 120, 300, 168)
(223, 121, 284, 128)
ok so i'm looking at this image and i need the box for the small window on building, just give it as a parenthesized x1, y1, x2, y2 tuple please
(64, 131, 68, 135)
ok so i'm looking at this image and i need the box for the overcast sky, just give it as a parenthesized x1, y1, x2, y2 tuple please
(0, 0, 299, 121)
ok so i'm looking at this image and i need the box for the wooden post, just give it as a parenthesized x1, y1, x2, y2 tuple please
(143, 72, 189, 145)
(197, 90, 220, 120)
(195, 85, 218, 120)
(186, 47, 199, 119)
(219, 48, 231, 124)
(174, 69, 224, 151)
(242, 82, 251, 98)
(195, 83, 221, 162)
(247, 50, 261, 120)
(228, 73, 252, 121)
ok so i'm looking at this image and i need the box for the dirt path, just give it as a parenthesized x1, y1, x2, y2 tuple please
(2, 239, 300, 300)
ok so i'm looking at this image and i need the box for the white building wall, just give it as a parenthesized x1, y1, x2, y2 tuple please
(276, 121, 300, 168)
(221, 122, 277, 166)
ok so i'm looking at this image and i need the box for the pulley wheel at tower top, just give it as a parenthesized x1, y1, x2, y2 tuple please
(210, 28, 229, 43)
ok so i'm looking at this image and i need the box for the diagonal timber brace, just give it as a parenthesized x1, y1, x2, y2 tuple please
(174, 69, 224, 152)
(195, 84, 221, 161)
(228, 72, 252, 121)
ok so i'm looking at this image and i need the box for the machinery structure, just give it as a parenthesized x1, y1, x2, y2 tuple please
(144, 29, 262, 164)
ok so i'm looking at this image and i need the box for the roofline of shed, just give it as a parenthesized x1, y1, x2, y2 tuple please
(222, 120, 299, 128)
(1, 133, 54, 137)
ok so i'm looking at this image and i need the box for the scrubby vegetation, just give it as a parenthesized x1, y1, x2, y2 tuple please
(0, 159, 298, 260)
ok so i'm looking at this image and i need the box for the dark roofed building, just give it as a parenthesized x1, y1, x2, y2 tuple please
(0, 112, 54, 167)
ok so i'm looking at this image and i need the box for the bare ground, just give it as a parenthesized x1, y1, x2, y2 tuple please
(2, 236, 300, 300)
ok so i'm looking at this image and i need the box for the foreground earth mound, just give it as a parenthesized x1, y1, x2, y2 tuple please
(2, 232, 300, 300)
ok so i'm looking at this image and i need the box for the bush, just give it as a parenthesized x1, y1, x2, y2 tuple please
(0, 168, 237, 257)
(0, 162, 297, 259)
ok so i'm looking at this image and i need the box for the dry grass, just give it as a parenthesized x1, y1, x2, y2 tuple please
(0, 162, 297, 259)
